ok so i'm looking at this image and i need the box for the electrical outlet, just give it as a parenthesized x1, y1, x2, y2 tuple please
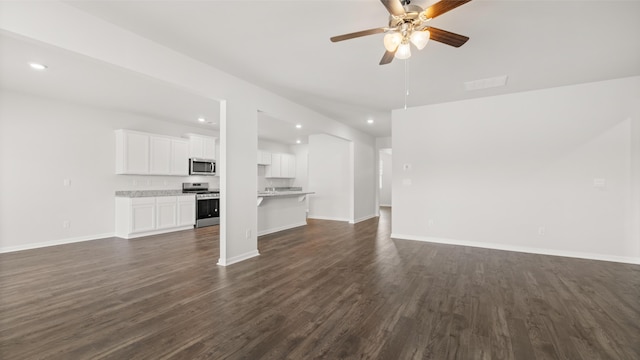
(427, 219, 434, 227)
(538, 226, 546, 236)
(63, 220, 70, 229)
(63, 179, 71, 187)
(245, 229, 251, 239)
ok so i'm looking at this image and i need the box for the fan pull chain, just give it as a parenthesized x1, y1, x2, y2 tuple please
(404, 59, 409, 110)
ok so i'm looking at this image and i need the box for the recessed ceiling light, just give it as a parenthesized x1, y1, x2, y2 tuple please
(295, 124, 302, 129)
(29, 62, 47, 71)
(296, 140, 301, 144)
(367, 119, 374, 124)
(198, 117, 206, 122)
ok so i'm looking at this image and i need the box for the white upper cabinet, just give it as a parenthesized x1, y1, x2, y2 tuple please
(186, 134, 216, 159)
(264, 153, 295, 178)
(150, 136, 171, 174)
(171, 140, 189, 175)
(257, 150, 272, 165)
(115, 129, 189, 176)
(285, 154, 296, 178)
(116, 130, 150, 174)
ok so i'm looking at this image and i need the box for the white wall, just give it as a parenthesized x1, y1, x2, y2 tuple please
(353, 141, 377, 223)
(379, 150, 392, 206)
(392, 76, 640, 264)
(308, 134, 351, 221)
(374, 137, 393, 214)
(0, 91, 218, 252)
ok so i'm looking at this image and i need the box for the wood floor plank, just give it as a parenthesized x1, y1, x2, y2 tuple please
(1, 208, 639, 359)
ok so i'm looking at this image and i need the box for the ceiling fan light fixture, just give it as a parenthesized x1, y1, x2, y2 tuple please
(395, 42, 411, 60)
(410, 30, 430, 50)
(383, 32, 402, 52)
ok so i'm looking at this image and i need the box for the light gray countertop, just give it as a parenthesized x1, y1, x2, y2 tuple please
(115, 190, 191, 198)
(116, 190, 312, 198)
(257, 191, 315, 197)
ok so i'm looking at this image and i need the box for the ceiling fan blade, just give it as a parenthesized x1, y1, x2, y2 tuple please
(380, 0, 406, 17)
(423, 0, 472, 20)
(330, 28, 386, 42)
(427, 27, 469, 47)
(379, 49, 396, 65)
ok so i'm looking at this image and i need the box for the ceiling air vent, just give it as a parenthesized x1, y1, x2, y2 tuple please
(464, 75, 508, 91)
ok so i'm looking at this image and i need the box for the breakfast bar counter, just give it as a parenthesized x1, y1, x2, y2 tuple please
(257, 191, 314, 236)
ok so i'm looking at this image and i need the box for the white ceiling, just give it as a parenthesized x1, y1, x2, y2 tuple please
(66, 0, 640, 138)
(0, 32, 221, 131)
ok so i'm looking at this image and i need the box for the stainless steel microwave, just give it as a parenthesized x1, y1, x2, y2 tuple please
(189, 158, 216, 176)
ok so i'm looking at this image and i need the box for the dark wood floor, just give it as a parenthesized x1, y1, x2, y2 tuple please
(1, 208, 639, 359)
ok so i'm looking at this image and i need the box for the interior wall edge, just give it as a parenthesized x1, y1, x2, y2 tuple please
(0, 232, 115, 254)
(390, 233, 640, 265)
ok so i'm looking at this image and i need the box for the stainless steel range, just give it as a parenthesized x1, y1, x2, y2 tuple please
(182, 182, 220, 228)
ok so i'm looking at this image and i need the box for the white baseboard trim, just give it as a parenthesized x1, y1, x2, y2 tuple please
(0, 232, 115, 254)
(379, 204, 392, 207)
(390, 233, 640, 265)
(307, 216, 351, 222)
(118, 225, 194, 240)
(258, 222, 307, 236)
(349, 214, 378, 224)
(218, 250, 260, 266)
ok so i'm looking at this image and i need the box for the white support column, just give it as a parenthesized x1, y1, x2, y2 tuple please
(218, 100, 259, 266)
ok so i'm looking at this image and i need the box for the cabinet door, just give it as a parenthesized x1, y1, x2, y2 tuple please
(262, 151, 272, 165)
(131, 198, 155, 233)
(257, 150, 272, 165)
(286, 154, 296, 178)
(150, 136, 171, 174)
(266, 153, 282, 178)
(156, 196, 178, 229)
(203, 137, 216, 159)
(189, 136, 204, 158)
(124, 132, 150, 174)
(280, 154, 289, 178)
(171, 139, 189, 175)
(177, 195, 195, 226)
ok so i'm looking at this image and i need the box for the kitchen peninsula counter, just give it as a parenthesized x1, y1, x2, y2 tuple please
(257, 191, 314, 236)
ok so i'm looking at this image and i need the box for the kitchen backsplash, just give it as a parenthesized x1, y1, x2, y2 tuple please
(258, 177, 291, 191)
(115, 175, 220, 191)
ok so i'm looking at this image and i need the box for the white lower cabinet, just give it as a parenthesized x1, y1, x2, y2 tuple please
(156, 196, 178, 229)
(130, 198, 156, 233)
(178, 196, 196, 226)
(116, 195, 195, 239)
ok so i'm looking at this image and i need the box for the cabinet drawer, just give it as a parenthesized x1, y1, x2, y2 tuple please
(178, 195, 195, 203)
(131, 197, 156, 206)
(156, 196, 177, 204)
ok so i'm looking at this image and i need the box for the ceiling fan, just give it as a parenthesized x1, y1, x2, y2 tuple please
(330, 0, 472, 65)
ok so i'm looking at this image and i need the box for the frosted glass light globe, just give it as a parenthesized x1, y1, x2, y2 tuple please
(395, 43, 411, 59)
(410, 30, 430, 50)
(383, 32, 402, 52)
